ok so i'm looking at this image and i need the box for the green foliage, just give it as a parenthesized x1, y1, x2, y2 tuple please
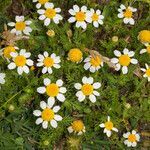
(0, 0, 150, 149)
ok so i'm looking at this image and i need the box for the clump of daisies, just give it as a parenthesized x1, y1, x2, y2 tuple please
(141, 64, 150, 82)
(8, 16, 32, 35)
(67, 120, 86, 135)
(117, 4, 137, 25)
(111, 48, 138, 74)
(8, 49, 33, 75)
(123, 130, 140, 147)
(0, 73, 6, 89)
(37, 52, 61, 74)
(99, 116, 118, 137)
(37, 78, 67, 103)
(33, 101, 62, 129)
(37, 2, 63, 26)
(74, 76, 101, 103)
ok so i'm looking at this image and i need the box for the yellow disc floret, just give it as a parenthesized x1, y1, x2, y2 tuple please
(42, 108, 54, 121)
(45, 9, 56, 19)
(72, 120, 84, 132)
(14, 55, 26, 67)
(38, 0, 48, 4)
(75, 12, 86, 21)
(68, 48, 83, 63)
(124, 8, 133, 18)
(15, 22, 26, 31)
(81, 84, 93, 96)
(44, 57, 54, 67)
(92, 13, 99, 21)
(46, 83, 59, 97)
(90, 56, 102, 67)
(3, 46, 16, 59)
(138, 30, 150, 43)
(105, 121, 114, 130)
(146, 69, 150, 77)
(119, 55, 131, 66)
(128, 134, 136, 142)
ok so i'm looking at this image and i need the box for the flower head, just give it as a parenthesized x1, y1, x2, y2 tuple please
(8, 49, 33, 75)
(123, 130, 140, 147)
(99, 116, 118, 137)
(37, 78, 67, 102)
(37, 2, 63, 26)
(68, 48, 83, 63)
(140, 43, 150, 54)
(8, 16, 32, 35)
(33, 0, 49, 9)
(84, 55, 103, 73)
(33, 100, 62, 129)
(138, 30, 150, 44)
(0, 73, 6, 89)
(37, 52, 61, 74)
(74, 76, 101, 103)
(68, 5, 91, 29)
(111, 48, 138, 74)
(67, 120, 86, 135)
(117, 4, 137, 25)
(141, 63, 150, 82)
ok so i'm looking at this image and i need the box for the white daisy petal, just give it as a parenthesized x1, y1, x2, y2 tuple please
(54, 115, 62, 121)
(57, 93, 65, 102)
(37, 87, 46, 94)
(44, 78, 51, 86)
(35, 118, 43, 125)
(8, 63, 16, 69)
(74, 83, 82, 90)
(59, 87, 67, 93)
(89, 94, 96, 103)
(111, 58, 119, 64)
(17, 67, 23, 75)
(122, 66, 128, 74)
(68, 17, 76, 23)
(99, 123, 105, 128)
(40, 101, 47, 109)
(106, 130, 111, 137)
(93, 91, 100, 96)
(33, 110, 41, 116)
(53, 106, 60, 113)
(44, 18, 51, 26)
(42, 121, 48, 129)
(73, 5, 79, 12)
(47, 97, 55, 108)
(56, 79, 63, 86)
(114, 50, 121, 57)
(67, 126, 73, 133)
(50, 119, 58, 128)
(131, 59, 138, 64)
(140, 49, 147, 54)
(93, 82, 101, 89)
(23, 65, 29, 74)
(42, 67, 48, 74)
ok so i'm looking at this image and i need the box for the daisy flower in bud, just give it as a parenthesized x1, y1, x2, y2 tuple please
(123, 130, 140, 147)
(111, 48, 138, 74)
(8, 49, 33, 75)
(117, 4, 137, 25)
(33, 0, 49, 9)
(0, 46, 19, 61)
(67, 120, 85, 135)
(37, 2, 63, 26)
(141, 64, 150, 82)
(99, 116, 118, 137)
(138, 30, 150, 44)
(0, 73, 6, 90)
(37, 52, 61, 74)
(87, 8, 104, 28)
(68, 5, 91, 29)
(84, 55, 103, 73)
(8, 16, 32, 35)
(33, 101, 62, 129)
(37, 78, 67, 102)
(74, 76, 101, 103)
(67, 48, 83, 63)
(140, 43, 150, 54)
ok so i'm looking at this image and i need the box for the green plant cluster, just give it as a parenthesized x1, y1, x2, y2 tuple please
(0, 0, 150, 149)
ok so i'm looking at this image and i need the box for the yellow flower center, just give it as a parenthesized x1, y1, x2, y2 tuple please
(75, 12, 86, 21)
(138, 30, 150, 43)
(3, 46, 16, 59)
(46, 83, 59, 97)
(45, 8, 56, 19)
(41, 108, 54, 121)
(146, 69, 150, 77)
(44, 57, 54, 67)
(14, 55, 26, 67)
(81, 84, 93, 96)
(68, 48, 83, 63)
(105, 121, 113, 130)
(15, 22, 26, 31)
(92, 13, 99, 21)
(38, 0, 48, 4)
(90, 56, 102, 67)
(146, 46, 150, 53)
(119, 55, 131, 66)
(124, 8, 133, 18)
(128, 134, 136, 142)
(72, 120, 84, 132)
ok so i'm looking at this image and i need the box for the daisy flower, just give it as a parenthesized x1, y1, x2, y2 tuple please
(141, 63, 150, 82)
(74, 76, 101, 103)
(37, 52, 61, 74)
(111, 48, 138, 74)
(117, 4, 137, 25)
(37, 78, 67, 102)
(33, 0, 49, 9)
(67, 120, 86, 135)
(138, 30, 150, 44)
(99, 116, 118, 137)
(84, 55, 103, 73)
(68, 5, 91, 29)
(8, 49, 33, 75)
(88, 8, 104, 28)
(8, 16, 32, 35)
(0, 46, 19, 60)
(123, 130, 140, 147)
(140, 43, 150, 54)
(67, 48, 83, 63)
(33, 100, 62, 129)
(0, 73, 6, 90)
(37, 2, 63, 26)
